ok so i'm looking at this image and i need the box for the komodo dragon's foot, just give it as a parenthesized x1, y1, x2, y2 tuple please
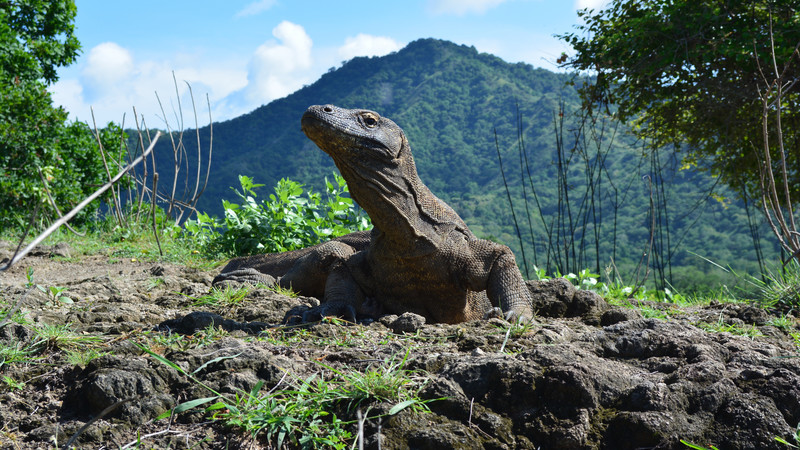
(484, 306, 536, 325)
(300, 301, 357, 324)
(212, 268, 277, 288)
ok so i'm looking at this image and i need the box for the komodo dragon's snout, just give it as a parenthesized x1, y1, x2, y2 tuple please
(213, 104, 535, 325)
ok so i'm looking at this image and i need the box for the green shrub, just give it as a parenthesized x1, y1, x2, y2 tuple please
(184, 173, 371, 256)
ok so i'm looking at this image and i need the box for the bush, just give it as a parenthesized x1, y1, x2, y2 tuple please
(184, 173, 371, 256)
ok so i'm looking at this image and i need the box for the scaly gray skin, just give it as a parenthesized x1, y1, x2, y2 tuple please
(213, 104, 534, 324)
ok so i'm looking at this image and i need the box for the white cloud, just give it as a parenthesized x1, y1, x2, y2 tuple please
(230, 21, 313, 108)
(338, 34, 402, 61)
(52, 42, 248, 126)
(235, 0, 277, 18)
(81, 42, 134, 102)
(428, 0, 507, 15)
(51, 22, 320, 125)
(574, 0, 610, 10)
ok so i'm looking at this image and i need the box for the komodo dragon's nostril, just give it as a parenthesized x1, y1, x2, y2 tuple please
(323, 105, 333, 113)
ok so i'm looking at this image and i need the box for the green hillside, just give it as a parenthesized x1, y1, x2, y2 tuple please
(148, 38, 779, 293)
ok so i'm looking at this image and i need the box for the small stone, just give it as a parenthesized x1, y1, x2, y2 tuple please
(391, 312, 426, 334)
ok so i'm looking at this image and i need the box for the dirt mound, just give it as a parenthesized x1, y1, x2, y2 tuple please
(1, 242, 799, 449)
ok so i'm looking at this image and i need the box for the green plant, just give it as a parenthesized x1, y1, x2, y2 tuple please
(184, 173, 371, 257)
(694, 315, 764, 339)
(264, 283, 298, 298)
(146, 277, 166, 291)
(753, 261, 800, 312)
(190, 285, 250, 308)
(215, 377, 354, 449)
(558, 0, 800, 206)
(681, 440, 719, 450)
(767, 315, 796, 331)
(31, 323, 104, 351)
(45, 285, 73, 304)
(776, 422, 800, 448)
(790, 332, 800, 352)
(24, 267, 37, 289)
(563, 268, 604, 291)
(496, 316, 537, 353)
(0, 298, 28, 326)
(63, 348, 109, 367)
(0, 341, 37, 369)
(1, 376, 25, 391)
(318, 352, 432, 414)
(23, 267, 73, 304)
(142, 324, 231, 353)
(144, 347, 432, 449)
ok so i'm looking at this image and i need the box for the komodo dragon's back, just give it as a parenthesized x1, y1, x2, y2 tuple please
(214, 105, 533, 324)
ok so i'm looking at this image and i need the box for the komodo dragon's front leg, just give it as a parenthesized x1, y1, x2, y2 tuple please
(465, 239, 534, 322)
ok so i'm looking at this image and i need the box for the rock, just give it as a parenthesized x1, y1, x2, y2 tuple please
(64, 356, 175, 426)
(391, 312, 426, 334)
(28, 242, 72, 258)
(526, 278, 609, 322)
(601, 307, 643, 325)
(412, 318, 800, 449)
(527, 278, 576, 317)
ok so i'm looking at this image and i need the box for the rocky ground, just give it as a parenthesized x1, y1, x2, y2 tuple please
(1, 240, 799, 449)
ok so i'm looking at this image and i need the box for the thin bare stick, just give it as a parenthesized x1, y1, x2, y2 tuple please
(155, 91, 179, 215)
(187, 82, 202, 208)
(0, 133, 161, 272)
(357, 408, 364, 450)
(90, 107, 125, 227)
(630, 174, 655, 297)
(133, 107, 148, 222)
(197, 93, 213, 203)
(151, 172, 163, 257)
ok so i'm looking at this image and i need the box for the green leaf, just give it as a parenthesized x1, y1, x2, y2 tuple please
(388, 399, 418, 415)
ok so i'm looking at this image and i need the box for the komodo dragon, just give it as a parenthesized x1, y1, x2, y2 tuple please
(213, 104, 534, 324)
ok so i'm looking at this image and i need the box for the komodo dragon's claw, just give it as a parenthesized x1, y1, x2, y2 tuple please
(484, 306, 535, 325)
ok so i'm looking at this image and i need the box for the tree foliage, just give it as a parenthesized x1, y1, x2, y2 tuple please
(558, 0, 800, 202)
(0, 1, 110, 228)
(0, 0, 80, 84)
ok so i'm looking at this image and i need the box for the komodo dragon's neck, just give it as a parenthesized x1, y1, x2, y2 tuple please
(301, 104, 467, 251)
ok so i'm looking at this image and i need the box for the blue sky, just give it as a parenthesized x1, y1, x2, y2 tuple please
(51, 0, 608, 127)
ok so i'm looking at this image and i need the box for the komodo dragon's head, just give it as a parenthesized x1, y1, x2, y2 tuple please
(301, 104, 408, 167)
(301, 104, 427, 235)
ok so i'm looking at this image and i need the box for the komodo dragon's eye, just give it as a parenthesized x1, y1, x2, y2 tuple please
(362, 114, 378, 127)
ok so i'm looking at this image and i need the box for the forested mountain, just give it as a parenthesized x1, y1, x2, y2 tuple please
(148, 38, 778, 293)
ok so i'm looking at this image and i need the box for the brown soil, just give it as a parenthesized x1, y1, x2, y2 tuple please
(1, 241, 799, 449)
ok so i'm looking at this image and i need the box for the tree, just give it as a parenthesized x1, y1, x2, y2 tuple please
(557, 0, 800, 205)
(0, 1, 108, 228)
